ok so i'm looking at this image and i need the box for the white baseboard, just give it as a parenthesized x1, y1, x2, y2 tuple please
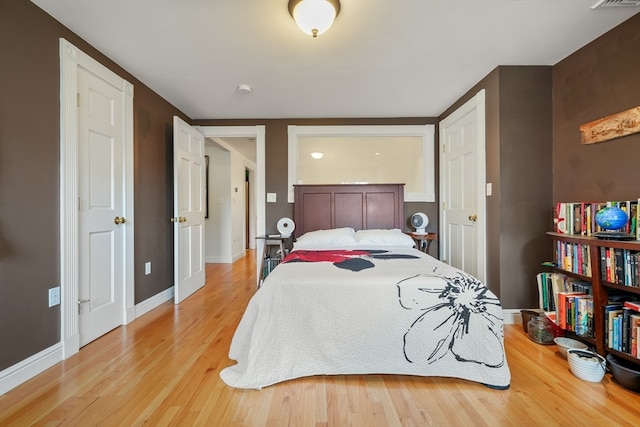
(135, 286, 174, 317)
(503, 309, 522, 325)
(231, 250, 246, 263)
(1, 288, 176, 396)
(205, 256, 231, 263)
(0, 342, 63, 395)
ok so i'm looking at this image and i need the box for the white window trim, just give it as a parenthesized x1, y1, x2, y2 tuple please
(287, 125, 435, 203)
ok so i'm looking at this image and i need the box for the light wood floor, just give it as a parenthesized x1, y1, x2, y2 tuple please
(2, 251, 640, 426)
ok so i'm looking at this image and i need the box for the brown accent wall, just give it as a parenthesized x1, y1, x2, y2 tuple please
(2, 0, 638, 378)
(553, 13, 640, 203)
(0, 0, 188, 370)
(193, 117, 441, 255)
(439, 66, 553, 309)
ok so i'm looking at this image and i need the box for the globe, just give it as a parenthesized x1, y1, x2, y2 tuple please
(595, 206, 628, 231)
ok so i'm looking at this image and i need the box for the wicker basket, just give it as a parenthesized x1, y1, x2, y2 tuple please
(567, 349, 606, 383)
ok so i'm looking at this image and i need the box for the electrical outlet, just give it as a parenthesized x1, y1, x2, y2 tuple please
(48, 286, 61, 307)
(145, 262, 152, 275)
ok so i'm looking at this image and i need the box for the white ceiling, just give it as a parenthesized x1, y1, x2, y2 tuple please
(32, 0, 638, 120)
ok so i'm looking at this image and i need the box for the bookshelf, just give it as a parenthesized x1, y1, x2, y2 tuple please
(547, 232, 640, 365)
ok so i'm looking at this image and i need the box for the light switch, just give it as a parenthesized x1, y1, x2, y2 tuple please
(486, 183, 492, 196)
(267, 193, 277, 203)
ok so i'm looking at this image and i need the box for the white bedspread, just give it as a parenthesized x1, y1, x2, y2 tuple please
(220, 248, 511, 389)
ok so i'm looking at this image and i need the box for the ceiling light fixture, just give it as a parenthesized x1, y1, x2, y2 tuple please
(310, 152, 324, 159)
(288, 0, 341, 38)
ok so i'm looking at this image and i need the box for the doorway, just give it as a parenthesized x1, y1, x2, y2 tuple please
(198, 126, 265, 271)
(245, 168, 251, 249)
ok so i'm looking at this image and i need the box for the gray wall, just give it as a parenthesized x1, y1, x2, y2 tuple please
(0, 0, 189, 370)
(439, 66, 554, 309)
(552, 13, 640, 203)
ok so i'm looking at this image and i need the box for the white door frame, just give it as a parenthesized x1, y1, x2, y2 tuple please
(197, 126, 265, 276)
(439, 90, 487, 283)
(59, 38, 135, 358)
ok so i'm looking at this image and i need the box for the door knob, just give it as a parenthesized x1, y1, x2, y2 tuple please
(468, 214, 478, 222)
(180, 216, 186, 223)
(114, 216, 126, 225)
(171, 216, 187, 223)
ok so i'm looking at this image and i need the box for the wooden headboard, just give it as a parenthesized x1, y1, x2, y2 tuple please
(293, 184, 405, 238)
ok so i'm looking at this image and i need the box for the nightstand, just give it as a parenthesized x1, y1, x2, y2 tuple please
(256, 235, 291, 287)
(407, 232, 437, 254)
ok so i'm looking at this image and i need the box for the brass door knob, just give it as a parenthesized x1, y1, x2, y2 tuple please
(114, 216, 126, 225)
(468, 214, 478, 222)
(171, 216, 187, 223)
(179, 216, 186, 223)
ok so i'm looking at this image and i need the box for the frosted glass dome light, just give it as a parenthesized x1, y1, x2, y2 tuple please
(288, 0, 341, 38)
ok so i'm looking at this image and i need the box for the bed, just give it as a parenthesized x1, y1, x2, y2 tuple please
(220, 184, 511, 389)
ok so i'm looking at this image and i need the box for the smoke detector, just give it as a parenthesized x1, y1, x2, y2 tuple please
(237, 84, 252, 95)
(592, 0, 640, 9)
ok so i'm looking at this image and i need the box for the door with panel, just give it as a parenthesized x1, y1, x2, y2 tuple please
(439, 91, 486, 282)
(77, 66, 126, 346)
(173, 116, 206, 304)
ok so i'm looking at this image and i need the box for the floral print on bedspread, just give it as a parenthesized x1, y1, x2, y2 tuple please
(282, 249, 419, 272)
(397, 269, 506, 369)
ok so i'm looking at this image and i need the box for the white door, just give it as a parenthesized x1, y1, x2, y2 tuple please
(439, 90, 486, 282)
(77, 67, 126, 346)
(173, 116, 206, 304)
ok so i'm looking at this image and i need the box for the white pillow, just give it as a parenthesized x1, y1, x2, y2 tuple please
(293, 227, 357, 249)
(354, 229, 415, 248)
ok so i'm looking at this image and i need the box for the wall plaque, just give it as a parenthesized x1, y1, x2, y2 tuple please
(579, 106, 640, 145)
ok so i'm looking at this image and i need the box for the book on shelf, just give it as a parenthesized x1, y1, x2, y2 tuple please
(629, 200, 638, 238)
(623, 300, 640, 311)
(545, 311, 556, 323)
(554, 240, 592, 276)
(604, 303, 623, 348)
(573, 203, 583, 235)
(538, 272, 550, 312)
(557, 291, 586, 330)
(631, 314, 640, 358)
(622, 307, 636, 353)
(600, 247, 640, 287)
(608, 308, 623, 350)
(554, 203, 567, 234)
(587, 298, 594, 338)
(614, 248, 625, 286)
(536, 272, 593, 313)
(554, 198, 640, 236)
(575, 295, 593, 337)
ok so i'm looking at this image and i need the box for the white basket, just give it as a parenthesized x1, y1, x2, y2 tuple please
(554, 337, 588, 358)
(567, 349, 606, 383)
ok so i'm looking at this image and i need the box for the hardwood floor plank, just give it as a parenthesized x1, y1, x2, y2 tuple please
(2, 250, 640, 426)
